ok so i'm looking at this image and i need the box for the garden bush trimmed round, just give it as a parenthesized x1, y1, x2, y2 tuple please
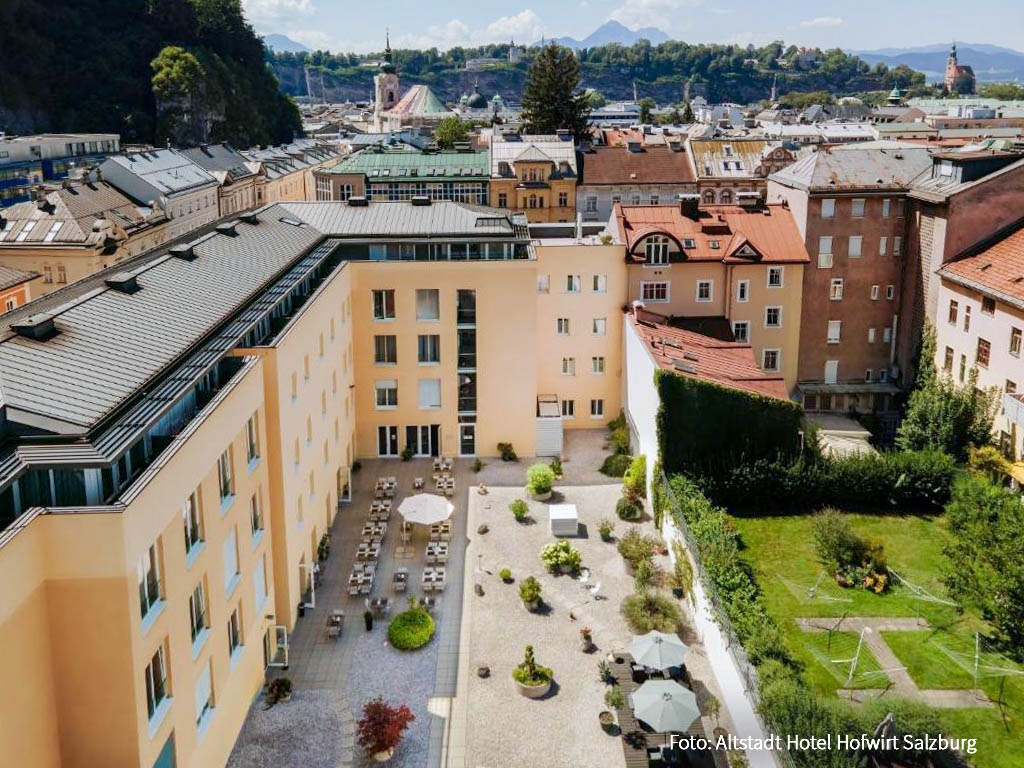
(387, 609, 435, 650)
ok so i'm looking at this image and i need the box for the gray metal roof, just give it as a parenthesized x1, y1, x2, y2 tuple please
(279, 200, 527, 238)
(0, 205, 320, 431)
(98, 148, 217, 200)
(0, 266, 40, 292)
(769, 145, 935, 192)
(179, 144, 258, 183)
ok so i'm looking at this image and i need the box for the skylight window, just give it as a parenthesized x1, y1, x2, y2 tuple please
(279, 217, 302, 227)
(43, 221, 63, 242)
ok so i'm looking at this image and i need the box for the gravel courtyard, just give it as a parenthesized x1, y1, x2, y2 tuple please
(460, 483, 672, 768)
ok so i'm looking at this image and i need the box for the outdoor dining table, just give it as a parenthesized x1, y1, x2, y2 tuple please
(369, 597, 390, 616)
(422, 566, 447, 591)
(361, 522, 387, 538)
(356, 544, 380, 561)
(326, 610, 344, 639)
(429, 522, 451, 542)
(348, 570, 373, 595)
(393, 568, 408, 592)
(426, 541, 449, 564)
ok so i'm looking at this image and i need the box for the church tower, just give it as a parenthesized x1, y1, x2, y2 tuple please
(373, 31, 400, 131)
(945, 43, 959, 92)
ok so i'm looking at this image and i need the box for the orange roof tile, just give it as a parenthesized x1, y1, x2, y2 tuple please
(631, 310, 789, 400)
(940, 219, 1024, 308)
(581, 145, 695, 186)
(614, 203, 810, 265)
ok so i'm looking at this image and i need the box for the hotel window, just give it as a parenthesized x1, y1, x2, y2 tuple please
(593, 274, 607, 293)
(254, 554, 268, 608)
(762, 349, 780, 371)
(375, 380, 398, 409)
(848, 235, 863, 258)
(593, 317, 607, 336)
(976, 338, 991, 367)
(943, 346, 954, 371)
(249, 490, 265, 538)
(631, 194, 641, 205)
(981, 297, 996, 316)
(228, 606, 243, 657)
(315, 175, 331, 200)
(246, 415, 259, 463)
(566, 274, 581, 293)
(865, 369, 873, 382)
(537, 274, 550, 293)
(882, 198, 891, 218)
(374, 335, 397, 364)
(821, 198, 835, 218)
(372, 289, 395, 320)
(418, 334, 440, 364)
(683, 238, 696, 249)
(497, 192, 507, 208)
(1010, 327, 1022, 357)
(59, 266, 70, 285)
(767, 267, 783, 287)
(183, 493, 203, 556)
(584, 196, 598, 212)
(188, 581, 208, 643)
(418, 379, 441, 410)
(886, 285, 895, 300)
(340, 184, 353, 201)
(592, 356, 606, 374)
(138, 542, 163, 620)
(195, 661, 214, 729)
(558, 192, 568, 207)
(893, 236, 902, 256)
(732, 321, 749, 343)
(868, 328, 877, 343)
(416, 289, 440, 321)
(223, 528, 239, 594)
(590, 399, 604, 418)
(879, 236, 888, 256)
(144, 644, 169, 721)
(817, 236, 833, 268)
(696, 280, 713, 302)
(827, 320, 842, 344)
(645, 236, 670, 265)
(218, 450, 234, 504)
(830, 278, 844, 300)
(42, 265, 53, 283)
(871, 285, 880, 300)
(964, 305, 971, 332)
(556, 318, 570, 335)
(561, 357, 576, 376)
(765, 306, 781, 328)
(736, 280, 749, 302)
(641, 281, 668, 302)
(561, 400, 575, 417)
(650, 195, 660, 205)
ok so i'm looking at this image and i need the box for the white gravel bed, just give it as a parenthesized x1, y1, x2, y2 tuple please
(227, 690, 348, 768)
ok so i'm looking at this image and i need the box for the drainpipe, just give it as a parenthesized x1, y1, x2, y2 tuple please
(890, 313, 899, 366)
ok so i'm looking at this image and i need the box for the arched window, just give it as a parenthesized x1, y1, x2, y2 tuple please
(645, 235, 670, 265)
(719, 189, 733, 204)
(702, 189, 716, 203)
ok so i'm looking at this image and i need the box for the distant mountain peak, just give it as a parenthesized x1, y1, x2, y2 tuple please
(263, 34, 310, 53)
(535, 20, 670, 50)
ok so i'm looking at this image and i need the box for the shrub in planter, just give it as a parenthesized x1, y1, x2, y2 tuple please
(540, 540, 582, 574)
(632, 559, 663, 592)
(471, 458, 483, 473)
(550, 456, 563, 478)
(357, 697, 415, 760)
(604, 686, 625, 710)
(616, 491, 643, 521)
(670, 542, 693, 598)
(580, 626, 594, 650)
(499, 568, 513, 583)
(597, 659, 616, 685)
(519, 575, 542, 608)
(617, 528, 658, 569)
(598, 518, 615, 542)
(610, 426, 631, 455)
(400, 443, 414, 461)
(497, 442, 518, 462)
(623, 454, 647, 499)
(387, 608, 435, 650)
(509, 498, 529, 521)
(317, 533, 331, 562)
(621, 590, 683, 633)
(600, 453, 633, 478)
(512, 645, 553, 692)
(607, 410, 627, 431)
(526, 463, 555, 497)
(266, 677, 293, 706)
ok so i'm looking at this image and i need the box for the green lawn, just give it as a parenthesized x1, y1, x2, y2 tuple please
(731, 512, 1024, 768)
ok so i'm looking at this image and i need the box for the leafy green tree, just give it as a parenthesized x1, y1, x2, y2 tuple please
(433, 115, 470, 149)
(638, 97, 655, 124)
(896, 323, 998, 461)
(657, 107, 682, 125)
(521, 43, 590, 140)
(943, 474, 1024, 658)
(585, 90, 607, 108)
(980, 83, 1024, 100)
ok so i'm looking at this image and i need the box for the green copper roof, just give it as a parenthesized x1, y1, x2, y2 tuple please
(324, 148, 491, 181)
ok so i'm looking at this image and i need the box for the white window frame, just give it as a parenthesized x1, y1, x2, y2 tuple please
(767, 267, 783, 288)
(645, 236, 670, 265)
(736, 279, 749, 303)
(590, 399, 604, 418)
(375, 380, 398, 409)
(592, 317, 607, 336)
(592, 274, 607, 293)
(732, 321, 749, 343)
(566, 274, 581, 293)
(561, 399, 575, 417)
(848, 235, 863, 258)
(851, 198, 866, 218)
(761, 348, 780, 371)
(879, 236, 887, 256)
(827, 320, 842, 344)
(561, 357, 576, 376)
(764, 306, 782, 328)
(556, 318, 570, 336)
(821, 198, 835, 218)
(830, 278, 844, 301)
(817, 236, 833, 268)
(372, 289, 396, 321)
(695, 279, 713, 303)
(871, 284, 880, 300)
(592, 356, 606, 375)
(417, 379, 441, 410)
(640, 281, 669, 303)
(415, 289, 440, 321)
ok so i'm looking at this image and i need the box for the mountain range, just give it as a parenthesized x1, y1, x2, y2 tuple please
(263, 33, 311, 53)
(535, 20, 669, 50)
(852, 42, 1024, 83)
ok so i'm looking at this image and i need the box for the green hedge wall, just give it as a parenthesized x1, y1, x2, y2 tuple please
(655, 369, 802, 477)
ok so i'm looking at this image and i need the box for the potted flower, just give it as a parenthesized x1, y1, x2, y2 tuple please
(550, 457, 564, 480)
(598, 518, 615, 542)
(540, 540, 582, 575)
(599, 710, 616, 732)
(525, 463, 555, 501)
(357, 696, 415, 762)
(580, 626, 594, 651)
(603, 686, 625, 731)
(512, 645, 553, 698)
(519, 576, 542, 611)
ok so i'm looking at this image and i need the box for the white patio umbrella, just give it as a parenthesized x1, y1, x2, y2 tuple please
(631, 680, 700, 733)
(628, 630, 689, 671)
(398, 493, 454, 525)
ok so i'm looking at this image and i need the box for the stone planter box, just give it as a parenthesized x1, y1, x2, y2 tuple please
(529, 489, 552, 502)
(372, 747, 395, 762)
(515, 678, 552, 698)
(523, 599, 540, 612)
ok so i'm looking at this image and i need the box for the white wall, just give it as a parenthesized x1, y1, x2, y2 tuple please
(622, 315, 660, 490)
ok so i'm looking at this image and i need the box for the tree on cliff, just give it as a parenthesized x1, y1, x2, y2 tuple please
(520, 44, 590, 140)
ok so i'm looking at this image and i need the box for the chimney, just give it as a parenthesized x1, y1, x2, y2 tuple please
(677, 193, 700, 219)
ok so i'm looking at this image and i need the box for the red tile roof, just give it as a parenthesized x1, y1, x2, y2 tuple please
(581, 145, 695, 186)
(614, 203, 810, 265)
(940, 219, 1024, 308)
(631, 310, 789, 400)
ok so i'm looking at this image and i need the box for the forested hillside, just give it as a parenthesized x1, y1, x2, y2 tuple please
(0, 0, 300, 146)
(271, 39, 926, 105)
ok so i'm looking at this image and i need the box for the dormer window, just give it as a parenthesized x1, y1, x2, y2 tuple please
(682, 238, 695, 249)
(645, 235, 670, 265)
(939, 160, 953, 177)
(709, 240, 720, 249)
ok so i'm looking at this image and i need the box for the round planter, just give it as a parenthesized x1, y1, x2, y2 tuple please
(529, 489, 552, 502)
(558, 563, 574, 574)
(280, 692, 292, 703)
(599, 711, 616, 733)
(580, 638, 593, 652)
(372, 747, 395, 762)
(523, 599, 540, 612)
(515, 678, 552, 698)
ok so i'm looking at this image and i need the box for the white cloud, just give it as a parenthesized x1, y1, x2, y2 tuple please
(798, 16, 844, 28)
(725, 31, 770, 46)
(609, 0, 702, 32)
(242, 0, 315, 27)
(287, 29, 332, 50)
(484, 10, 545, 43)
(393, 11, 548, 50)
(393, 19, 472, 49)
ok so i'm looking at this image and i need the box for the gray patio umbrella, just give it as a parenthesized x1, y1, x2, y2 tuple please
(398, 493, 453, 525)
(628, 630, 689, 670)
(631, 680, 700, 733)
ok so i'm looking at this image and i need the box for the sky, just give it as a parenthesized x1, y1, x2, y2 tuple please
(242, 0, 1024, 55)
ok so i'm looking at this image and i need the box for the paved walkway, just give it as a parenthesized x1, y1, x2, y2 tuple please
(798, 617, 993, 708)
(475, 428, 618, 488)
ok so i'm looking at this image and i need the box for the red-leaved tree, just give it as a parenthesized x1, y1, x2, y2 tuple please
(357, 697, 415, 755)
